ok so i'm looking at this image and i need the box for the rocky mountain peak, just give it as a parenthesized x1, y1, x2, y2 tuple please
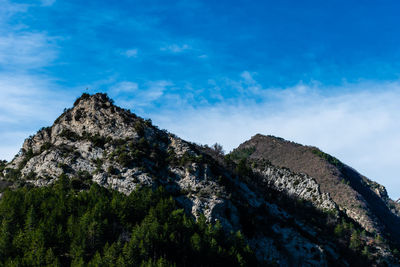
(5, 93, 159, 183)
(73, 92, 112, 107)
(53, 93, 138, 138)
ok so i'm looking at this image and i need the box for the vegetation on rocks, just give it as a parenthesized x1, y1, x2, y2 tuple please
(0, 160, 6, 175)
(311, 149, 344, 171)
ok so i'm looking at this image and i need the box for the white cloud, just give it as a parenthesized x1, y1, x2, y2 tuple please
(0, 73, 74, 123)
(0, 0, 58, 72)
(41, 0, 56, 7)
(144, 80, 171, 101)
(0, 33, 56, 70)
(160, 43, 190, 53)
(0, 1, 69, 161)
(0, 73, 76, 161)
(240, 71, 256, 84)
(0, 131, 35, 160)
(239, 71, 262, 94)
(220, 71, 264, 97)
(108, 80, 172, 110)
(0, 0, 28, 24)
(109, 81, 139, 94)
(124, 48, 138, 58)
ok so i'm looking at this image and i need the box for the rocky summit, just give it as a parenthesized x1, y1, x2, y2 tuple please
(1, 93, 400, 266)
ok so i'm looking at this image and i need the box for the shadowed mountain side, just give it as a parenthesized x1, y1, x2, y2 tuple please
(235, 134, 400, 242)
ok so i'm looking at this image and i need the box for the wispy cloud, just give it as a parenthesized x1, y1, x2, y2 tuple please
(0, 0, 70, 161)
(0, 0, 59, 72)
(145, 80, 172, 101)
(123, 48, 138, 58)
(108, 80, 172, 110)
(0, 33, 57, 70)
(40, 0, 56, 7)
(239, 71, 262, 94)
(110, 81, 138, 94)
(0, 72, 75, 160)
(0, 131, 33, 160)
(0, 0, 28, 24)
(160, 43, 190, 53)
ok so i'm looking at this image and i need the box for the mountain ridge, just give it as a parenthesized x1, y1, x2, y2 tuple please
(1, 93, 399, 266)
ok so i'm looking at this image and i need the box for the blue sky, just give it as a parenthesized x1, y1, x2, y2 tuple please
(2, 0, 400, 197)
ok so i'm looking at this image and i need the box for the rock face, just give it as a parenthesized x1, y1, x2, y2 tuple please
(253, 163, 337, 211)
(1, 93, 399, 266)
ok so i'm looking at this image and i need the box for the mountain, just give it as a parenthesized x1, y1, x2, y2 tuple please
(234, 135, 400, 240)
(1, 93, 399, 266)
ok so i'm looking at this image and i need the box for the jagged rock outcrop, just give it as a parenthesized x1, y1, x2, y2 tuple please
(253, 163, 337, 211)
(1, 93, 399, 266)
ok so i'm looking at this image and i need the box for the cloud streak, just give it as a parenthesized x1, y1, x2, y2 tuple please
(108, 80, 173, 111)
(160, 43, 190, 53)
(40, 0, 56, 7)
(0, 33, 57, 70)
(123, 49, 138, 58)
(0, 0, 73, 161)
(0, 0, 28, 24)
(110, 81, 139, 94)
(0, 73, 75, 160)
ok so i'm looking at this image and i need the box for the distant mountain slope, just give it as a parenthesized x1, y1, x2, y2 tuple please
(234, 134, 400, 243)
(1, 93, 399, 266)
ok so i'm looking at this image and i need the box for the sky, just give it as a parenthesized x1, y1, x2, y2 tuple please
(2, 0, 400, 198)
